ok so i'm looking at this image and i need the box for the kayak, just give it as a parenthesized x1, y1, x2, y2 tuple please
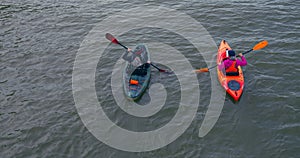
(217, 40, 244, 101)
(123, 44, 151, 100)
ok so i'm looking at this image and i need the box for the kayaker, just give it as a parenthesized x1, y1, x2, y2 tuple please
(218, 50, 247, 76)
(122, 46, 150, 76)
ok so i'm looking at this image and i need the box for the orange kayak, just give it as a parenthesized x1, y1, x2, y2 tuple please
(217, 40, 244, 101)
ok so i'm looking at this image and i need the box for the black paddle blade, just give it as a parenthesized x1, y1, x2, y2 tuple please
(105, 33, 119, 44)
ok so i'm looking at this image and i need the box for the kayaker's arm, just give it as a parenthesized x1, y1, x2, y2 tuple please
(237, 54, 247, 66)
(218, 61, 225, 70)
(122, 48, 135, 62)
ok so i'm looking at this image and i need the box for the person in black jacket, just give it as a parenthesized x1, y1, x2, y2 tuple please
(122, 46, 150, 76)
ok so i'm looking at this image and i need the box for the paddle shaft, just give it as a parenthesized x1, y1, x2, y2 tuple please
(106, 33, 168, 72)
(242, 49, 253, 56)
(117, 42, 128, 50)
(150, 63, 163, 71)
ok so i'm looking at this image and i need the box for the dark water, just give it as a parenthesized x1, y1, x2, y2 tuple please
(1, 0, 299, 157)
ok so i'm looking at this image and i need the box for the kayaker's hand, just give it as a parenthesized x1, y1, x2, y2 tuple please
(127, 48, 132, 52)
(238, 53, 243, 57)
(147, 60, 151, 64)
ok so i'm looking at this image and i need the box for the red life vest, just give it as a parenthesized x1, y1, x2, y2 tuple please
(225, 60, 238, 73)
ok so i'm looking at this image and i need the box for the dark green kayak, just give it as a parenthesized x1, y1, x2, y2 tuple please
(123, 44, 151, 100)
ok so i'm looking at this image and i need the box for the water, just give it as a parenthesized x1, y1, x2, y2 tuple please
(1, 0, 299, 157)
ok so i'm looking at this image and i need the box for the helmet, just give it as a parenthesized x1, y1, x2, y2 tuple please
(134, 45, 144, 55)
(226, 50, 236, 57)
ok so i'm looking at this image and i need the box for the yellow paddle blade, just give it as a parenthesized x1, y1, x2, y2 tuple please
(253, 40, 268, 51)
(195, 68, 209, 73)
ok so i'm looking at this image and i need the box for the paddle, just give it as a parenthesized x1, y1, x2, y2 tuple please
(195, 40, 268, 73)
(105, 33, 128, 50)
(105, 33, 170, 73)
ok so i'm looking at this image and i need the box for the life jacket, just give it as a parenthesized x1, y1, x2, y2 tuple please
(130, 79, 139, 85)
(225, 60, 238, 73)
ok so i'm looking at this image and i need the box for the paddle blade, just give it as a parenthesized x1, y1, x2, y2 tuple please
(253, 40, 268, 51)
(195, 68, 209, 73)
(105, 33, 119, 44)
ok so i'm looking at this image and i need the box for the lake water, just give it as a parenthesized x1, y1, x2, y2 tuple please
(1, 0, 299, 157)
